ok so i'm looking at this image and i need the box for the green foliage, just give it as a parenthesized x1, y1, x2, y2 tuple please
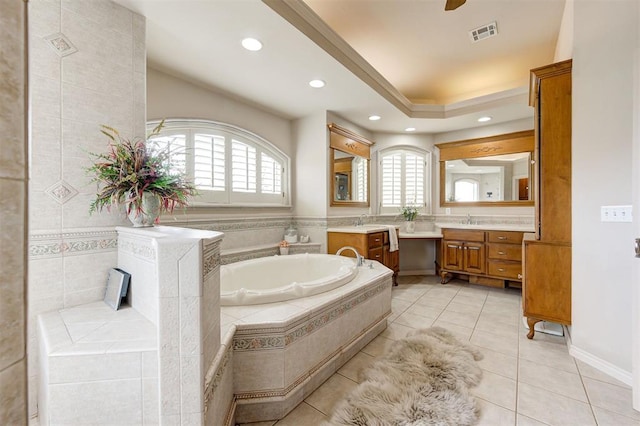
(400, 205, 419, 221)
(86, 121, 197, 216)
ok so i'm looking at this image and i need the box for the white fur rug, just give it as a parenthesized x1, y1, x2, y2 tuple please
(325, 327, 483, 426)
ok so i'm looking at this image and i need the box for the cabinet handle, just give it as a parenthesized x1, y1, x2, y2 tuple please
(498, 268, 506, 272)
(497, 236, 507, 240)
(498, 251, 506, 255)
(375, 254, 381, 259)
(375, 238, 381, 242)
(463, 246, 467, 250)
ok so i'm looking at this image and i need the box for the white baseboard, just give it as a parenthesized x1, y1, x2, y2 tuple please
(569, 343, 633, 387)
(398, 269, 436, 276)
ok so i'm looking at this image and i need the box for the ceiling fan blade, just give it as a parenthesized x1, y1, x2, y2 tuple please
(445, 0, 467, 11)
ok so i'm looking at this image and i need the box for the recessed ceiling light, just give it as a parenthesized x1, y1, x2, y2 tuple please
(405, 127, 416, 132)
(478, 116, 492, 122)
(241, 38, 262, 51)
(369, 115, 381, 121)
(309, 79, 325, 88)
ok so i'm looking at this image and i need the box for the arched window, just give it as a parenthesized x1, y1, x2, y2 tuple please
(454, 178, 479, 202)
(378, 147, 431, 215)
(147, 119, 290, 206)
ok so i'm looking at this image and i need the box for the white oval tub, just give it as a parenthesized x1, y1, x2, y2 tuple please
(220, 253, 358, 306)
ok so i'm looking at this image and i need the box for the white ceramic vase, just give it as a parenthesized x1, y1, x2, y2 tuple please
(405, 220, 416, 233)
(127, 192, 161, 227)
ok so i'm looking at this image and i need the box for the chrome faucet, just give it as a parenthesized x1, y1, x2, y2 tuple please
(466, 213, 472, 224)
(355, 214, 368, 226)
(336, 246, 364, 266)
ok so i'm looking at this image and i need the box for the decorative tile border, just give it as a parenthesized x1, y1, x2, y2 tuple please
(203, 343, 232, 413)
(232, 276, 389, 352)
(117, 236, 155, 260)
(29, 230, 117, 258)
(221, 243, 322, 265)
(202, 240, 221, 278)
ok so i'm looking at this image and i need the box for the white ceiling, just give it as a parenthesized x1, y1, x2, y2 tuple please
(112, 0, 566, 134)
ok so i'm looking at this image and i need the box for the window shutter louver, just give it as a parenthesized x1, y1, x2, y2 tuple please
(232, 140, 256, 193)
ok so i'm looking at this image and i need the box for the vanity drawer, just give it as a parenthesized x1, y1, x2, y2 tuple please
(442, 229, 485, 242)
(487, 243, 522, 261)
(368, 232, 384, 248)
(368, 247, 384, 262)
(487, 261, 522, 280)
(487, 231, 523, 244)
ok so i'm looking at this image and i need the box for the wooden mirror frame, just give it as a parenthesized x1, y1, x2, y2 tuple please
(435, 130, 535, 207)
(328, 123, 373, 207)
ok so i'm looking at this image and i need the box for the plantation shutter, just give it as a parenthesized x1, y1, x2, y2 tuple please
(148, 134, 187, 175)
(261, 152, 281, 194)
(232, 140, 256, 193)
(404, 152, 424, 206)
(193, 133, 225, 191)
(354, 157, 367, 202)
(381, 152, 402, 207)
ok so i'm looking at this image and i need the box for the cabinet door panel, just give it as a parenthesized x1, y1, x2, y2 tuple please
(523, 241, 571, 324)
(464, 242, 485, 274)
(443, 241, 463, 270)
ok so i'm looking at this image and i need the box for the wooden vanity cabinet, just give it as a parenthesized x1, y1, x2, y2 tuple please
(328, 229, 399, 284)
(440, 229, 524, 288)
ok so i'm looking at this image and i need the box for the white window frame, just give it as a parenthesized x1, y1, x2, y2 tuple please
(378, 146, 431, 215)
(147, 119, 290, 207)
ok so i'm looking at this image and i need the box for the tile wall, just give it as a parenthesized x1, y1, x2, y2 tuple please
(0, 0, 28, 423)
(27, 0, 145, 418)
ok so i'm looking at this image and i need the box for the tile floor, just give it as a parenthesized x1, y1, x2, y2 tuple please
(240, 275, 640, 426)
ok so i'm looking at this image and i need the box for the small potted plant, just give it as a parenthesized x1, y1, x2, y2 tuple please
(86, 121, 197, 227)
(400, 205, 419, 233)
(279, 240, 290, 255)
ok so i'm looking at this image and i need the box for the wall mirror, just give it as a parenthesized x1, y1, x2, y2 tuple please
(435, 130, 535, 207)
(328, 123, 373, 207)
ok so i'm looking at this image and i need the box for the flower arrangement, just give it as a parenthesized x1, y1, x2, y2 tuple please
(400, 205, 419, 221)
(86, 121, 197, 219)
(279, 240, 290, 248)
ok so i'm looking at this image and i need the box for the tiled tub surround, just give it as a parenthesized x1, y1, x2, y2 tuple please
(37, 303, 158, 424)
(37, 226, 224, 425)
(220, 262, 393, 423)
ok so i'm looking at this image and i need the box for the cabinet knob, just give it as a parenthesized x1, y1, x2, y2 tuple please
(518, 273, 523, 279)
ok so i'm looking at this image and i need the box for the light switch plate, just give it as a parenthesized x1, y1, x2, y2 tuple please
(601, 205, 632, 222)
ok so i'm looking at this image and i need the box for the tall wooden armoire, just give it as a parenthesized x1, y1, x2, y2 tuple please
(523, 59, 572, 339)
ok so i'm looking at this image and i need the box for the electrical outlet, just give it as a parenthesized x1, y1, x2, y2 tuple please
(601, 205, 633, 222)
(445, 208, 451, 215)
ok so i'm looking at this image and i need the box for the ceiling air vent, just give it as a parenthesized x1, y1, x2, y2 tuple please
(469, 21, 498, 43)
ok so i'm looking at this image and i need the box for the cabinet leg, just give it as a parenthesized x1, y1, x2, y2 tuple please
(440, 271, 451, 285)
(526, 317, 542, 339)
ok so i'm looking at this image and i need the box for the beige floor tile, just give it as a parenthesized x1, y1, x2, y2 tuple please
(517, 382, 596, 426)
(336, 351, 375, 383)
(475, 316, 519, 339)
(517, 358, 588, 402)
(304, 374, 358, 416)
(515, 414, 548, 426)
(391, 285, 430, 301)
(413, 294, 453, 309)
(438, 309, 480, 328)
(360, 334, 394, 358)
(276, 402, 327, 425)
(452, 292, 488, 308)
(431, 319, 474, 341)
(404, 302, 444, 319)
(445, 300, 483, 315)
(392, 311, 436, 329)
(470, 329, 518, 358)
(476, 398, 516, 426)
(583, 377, 640, 421)
(592, 406, 640, 426)
(518, 337, 577, 374)
(576, 359, 631, 389)
(239, 421, 275, 426)
(478, 310, 521, 328)
(473, 370, 517, 410)
(474, 345, 518, 380)
(379, 321, 414, 340)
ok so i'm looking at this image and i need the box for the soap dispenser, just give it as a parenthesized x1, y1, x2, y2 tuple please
(284, 224, 298, 244)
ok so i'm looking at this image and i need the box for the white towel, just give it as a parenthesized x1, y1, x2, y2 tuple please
(386, 225, 399, 252)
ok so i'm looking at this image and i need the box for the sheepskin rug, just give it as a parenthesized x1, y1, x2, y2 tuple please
(326, 327, 484, 426)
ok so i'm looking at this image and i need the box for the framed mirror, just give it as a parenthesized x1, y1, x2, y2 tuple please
(435, 130, 535, 207)
(328, 123, 373, 207)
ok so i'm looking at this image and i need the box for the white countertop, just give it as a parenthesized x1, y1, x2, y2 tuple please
(327, 225, 398, 234)
(398, 231, 443, 239)
(435, 222, 535, 232)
